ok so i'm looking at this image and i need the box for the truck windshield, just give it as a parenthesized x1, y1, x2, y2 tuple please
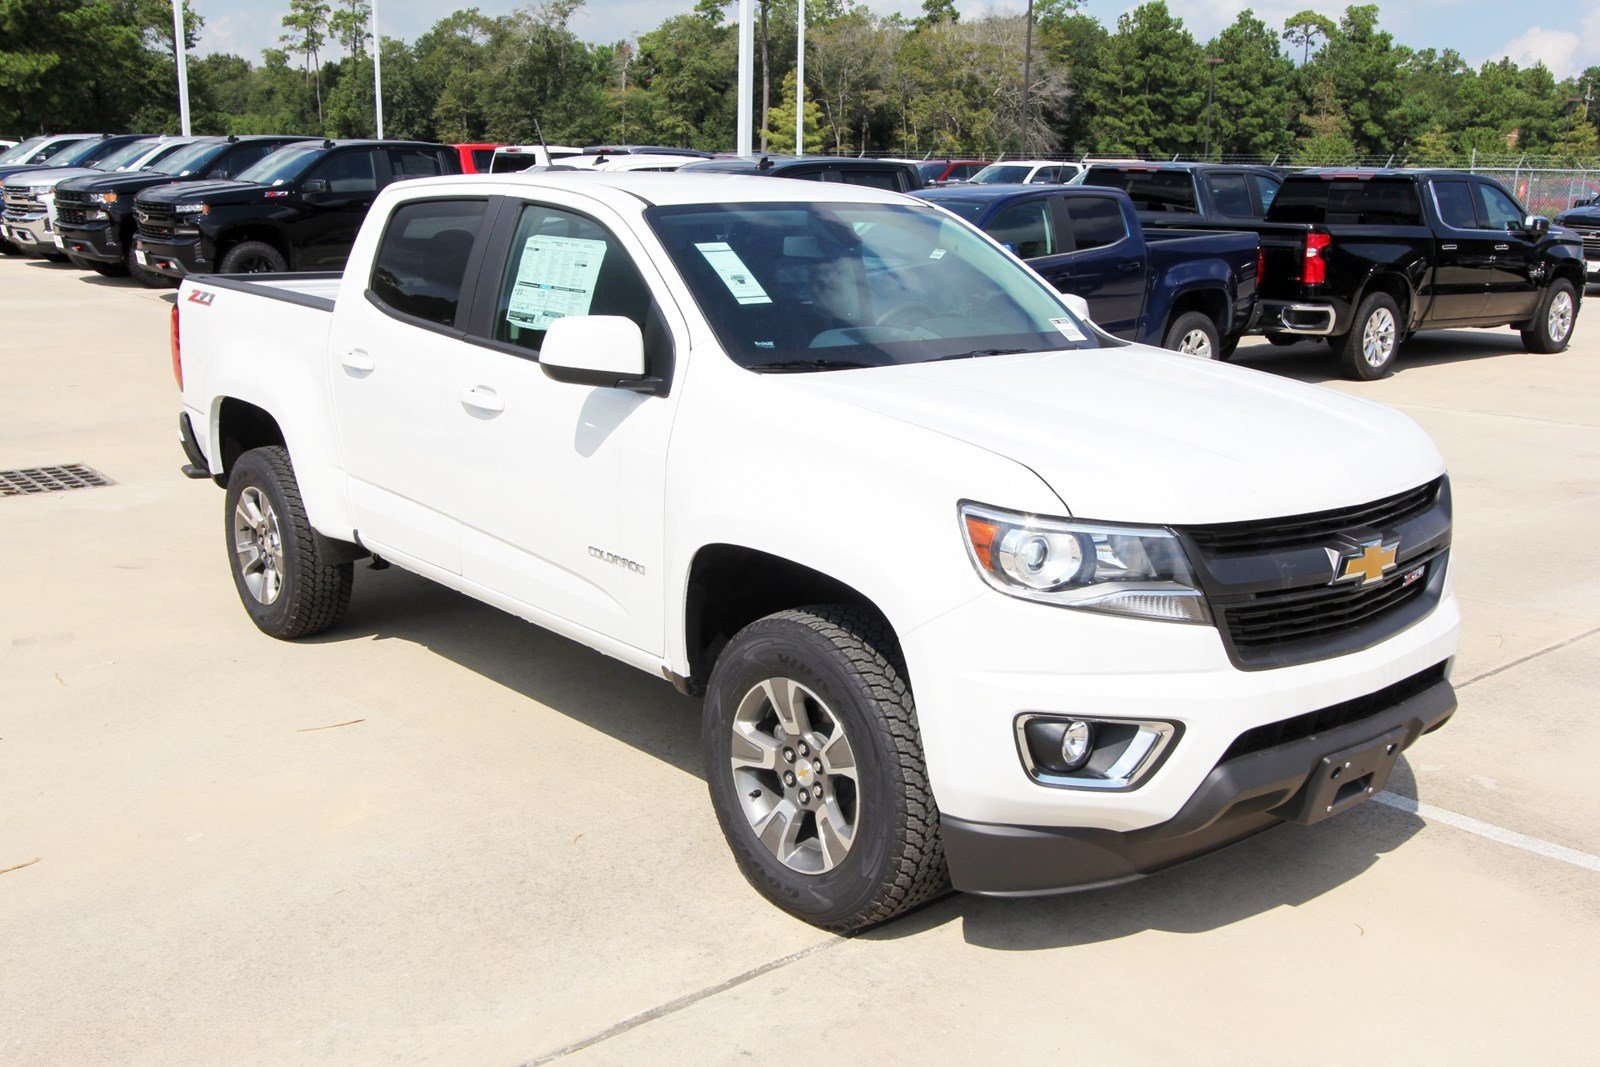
(1083, 168, 1197, 213)
(238, 144, 326, 186)
(89, 140, 160, 172)
(647, 201, 1098, 371)
(0, 136, 50, 164)
(970, 164, 1031, 184)
(151, 141, 229, 177)
(48, 138, 119, 168)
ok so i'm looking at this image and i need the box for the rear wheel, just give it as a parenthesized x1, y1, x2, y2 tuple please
(1521, 280, 1577, 354)
(1334, 292, 1402, 380)
(224, 446, 353, 639)
(1163, 311, 1222, 359)
(703, 607, 948, 932)
(219, 240, 287, 275)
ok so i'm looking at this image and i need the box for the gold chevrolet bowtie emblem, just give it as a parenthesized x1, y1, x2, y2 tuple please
(1329, 540, 1400, 586)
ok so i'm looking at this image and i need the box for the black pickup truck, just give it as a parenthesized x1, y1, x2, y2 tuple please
(1249, 170, 1586, 379)
(55, 136, 312, 286)
(132, 139, 460, 277)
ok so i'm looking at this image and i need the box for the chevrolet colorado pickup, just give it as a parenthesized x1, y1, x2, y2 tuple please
(171, 173, 1459, 931)
(1251, 170, 1585, 379)
(916, 184, 1258, 357)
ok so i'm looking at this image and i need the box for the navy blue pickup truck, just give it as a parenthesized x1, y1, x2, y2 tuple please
(916, 184, 1260, 357)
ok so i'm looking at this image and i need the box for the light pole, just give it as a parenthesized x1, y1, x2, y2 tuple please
(1203, 56, 1224, 160)
(171, 0, 191, 135)
(795, 0, 805, 155)
(1021, 0, 1034, 157)
(737, 0, 754, 156)
(372, 0, 385, 138)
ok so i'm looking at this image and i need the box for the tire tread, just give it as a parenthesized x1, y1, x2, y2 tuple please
(230, 446, 352, 639)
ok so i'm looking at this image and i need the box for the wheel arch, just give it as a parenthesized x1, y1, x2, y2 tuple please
(213, 224, 291, 270)
(1163, 285, 1230, 340)
(1356, 271, 1417, 332)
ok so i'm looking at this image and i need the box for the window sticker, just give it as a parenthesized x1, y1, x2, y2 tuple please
(695, 241, 772, 305)
(1050, 316, 1088, 342)
(928, 248, 947, 260)
(506, 235, 608, 330)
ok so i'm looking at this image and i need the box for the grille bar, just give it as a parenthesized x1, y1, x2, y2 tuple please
(1185, 479, 1440, 555)
(0, 464, 115, 496)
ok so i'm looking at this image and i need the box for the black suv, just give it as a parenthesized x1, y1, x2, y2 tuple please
(55, 136, 313, 285)
(676, 155, 924, 192)
(132, 139, 460, 277)
(1079, 162, 1284, 225)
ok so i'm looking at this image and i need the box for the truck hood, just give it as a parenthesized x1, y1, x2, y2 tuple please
(793, 346, 1444, 525)
(59, 170, 185, 197)
(3, 166, 102, 191)
(137, 179, 264, 207)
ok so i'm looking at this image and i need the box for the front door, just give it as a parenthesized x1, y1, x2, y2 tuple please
(1473, 180, 1542, 321)
(294, 149, 380, 271)
(327, 197, 492, 573)
(449, 197, 681, 655)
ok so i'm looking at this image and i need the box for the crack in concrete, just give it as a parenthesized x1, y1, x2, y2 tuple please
(1456, 622, 1600, 690)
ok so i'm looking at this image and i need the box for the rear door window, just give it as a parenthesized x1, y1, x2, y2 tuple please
(987, 199, 1055, 259)
(1252, 174, 1280, 214)
(1431, 181, 1478, 229)
(1205, 173, 1253, 218)
(1270, 178, 1421, 225)
(307, 150, 378, 194)
(387, 148, 445, 182)
(833, 168, 906, 192)
(1062, 196, 1126, 251)
(368, 199, 488, 326)
(214, 143, 276, 178)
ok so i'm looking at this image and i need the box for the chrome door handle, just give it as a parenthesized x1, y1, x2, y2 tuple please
(1440, 243, 1457, 251)
(1494, 244, 1510, 251)
(459, 386, 505, 415)
(340, 349, 375, 373)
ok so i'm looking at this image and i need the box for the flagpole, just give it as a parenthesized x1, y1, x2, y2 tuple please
(372, 0, 385, 138)
(172, 0, 191, 135)
(795, 0, 805, 155)
(736, 0, 753, 156)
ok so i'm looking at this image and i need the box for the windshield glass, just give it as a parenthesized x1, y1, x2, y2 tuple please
(151, 141, 228, 176)
(49, 138, 117, 168)
(0, 136, 50, 164)
(970, 164, 1031, 185)
(647, 202, 1098, 371)
(90, 140, 159, 172)
(238, 143, 325, 186)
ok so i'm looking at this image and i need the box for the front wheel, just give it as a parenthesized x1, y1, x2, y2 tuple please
(1163, 311, 1222, 359)
(1521, 280, 1577, 354)
(224, 446, 352, 639)
(703, 607, 948, 932)
(126, 244, 176, 288)
(219, 240, 287, 274)
(1334, 292, 1402, 380)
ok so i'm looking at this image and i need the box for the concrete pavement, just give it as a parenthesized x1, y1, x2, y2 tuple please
(1, 255, 1595, 1063)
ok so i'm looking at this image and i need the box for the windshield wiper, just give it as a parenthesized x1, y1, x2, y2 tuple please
(752, 359, 877, 373)
(934, 347, 1029, 361)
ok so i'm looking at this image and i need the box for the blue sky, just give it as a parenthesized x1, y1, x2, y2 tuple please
(194, 1, 1600, 80)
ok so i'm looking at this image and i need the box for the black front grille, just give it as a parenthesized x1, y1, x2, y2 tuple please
(136, 205, 178, 241)
(57, 204, 90, 226)
(1220, 661, 1448, 763)
(1217, 549, 1444, 655)
(1185, 479, 1441, 555)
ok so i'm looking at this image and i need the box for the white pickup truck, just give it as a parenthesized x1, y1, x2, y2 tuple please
(171, 172, 1460, 931)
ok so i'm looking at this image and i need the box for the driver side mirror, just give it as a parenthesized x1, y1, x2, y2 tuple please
(539, 315, 658, 392)
(301, 178, 329, 201)
(1524, 214, 1551, 235)
(1062, 293, 1094, 323)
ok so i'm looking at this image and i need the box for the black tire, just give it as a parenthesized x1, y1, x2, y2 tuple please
(703, 606, 948, 932)
(1333, 291, 1402, 380)
(126, 243, 176, 288)
(1521, 279, 1577, 354)
(1217, 333, 1240, 361)
(223, 446, 352, 640)
(0, 237, 20, 256)
(219, 240, 287, 274)
(1162, 310, 1222, 359)
(1263, 332, 1302, 347)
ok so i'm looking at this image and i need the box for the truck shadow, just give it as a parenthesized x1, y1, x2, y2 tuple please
(1231, 331, 1534, 385)
(317, 567, 1427, 944)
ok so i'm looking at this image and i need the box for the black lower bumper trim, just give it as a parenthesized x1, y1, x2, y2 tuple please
(178, 412, 211, 479)
(944, 672, 1456, 896)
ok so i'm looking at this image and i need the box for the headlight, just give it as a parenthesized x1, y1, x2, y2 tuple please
(173, 202, 208, 215)
(959, 502, 1210, 623)
(89, 192, 117, 204)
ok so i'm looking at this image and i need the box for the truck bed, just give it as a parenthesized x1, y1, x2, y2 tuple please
(189, 271, 343, 311)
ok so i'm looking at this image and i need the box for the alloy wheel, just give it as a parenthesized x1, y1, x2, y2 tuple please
(232, 486, 285, 604)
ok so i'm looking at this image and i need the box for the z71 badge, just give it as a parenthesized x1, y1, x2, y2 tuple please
(187, 289, 216, 307)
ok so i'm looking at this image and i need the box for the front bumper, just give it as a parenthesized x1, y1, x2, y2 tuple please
(2, 210, 56, 252)
(57, 219, 122, 264)
(132, 234, 205, 278)
(944, 666, 1454, 894)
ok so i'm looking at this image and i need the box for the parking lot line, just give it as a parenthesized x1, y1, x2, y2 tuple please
(1375, 791, 1600, 874)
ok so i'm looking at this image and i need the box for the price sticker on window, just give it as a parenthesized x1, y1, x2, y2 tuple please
(696, 241, 772, 305)
(506, 235, 607, 330)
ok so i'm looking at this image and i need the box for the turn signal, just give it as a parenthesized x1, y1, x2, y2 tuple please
(170, 303, 182, 389)
(1302, 231, 1331, 286)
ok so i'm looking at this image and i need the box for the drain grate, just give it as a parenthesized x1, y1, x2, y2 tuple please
(0, 464, 115, 496)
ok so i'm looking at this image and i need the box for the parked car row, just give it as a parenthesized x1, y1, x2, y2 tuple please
(5, 133, 1584, 378)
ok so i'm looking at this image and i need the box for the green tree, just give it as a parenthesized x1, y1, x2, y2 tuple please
(281, 0, 331, 128)
(763, 69, 827, 152)
(1314, 5, 1403, 155)
(1087, 2, 1205, 156)
(1206, 10, 1297, 159)
(1281, 9, 1334, 66)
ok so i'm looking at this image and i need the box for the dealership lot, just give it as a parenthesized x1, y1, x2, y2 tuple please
(2, 255, 1596, 1063)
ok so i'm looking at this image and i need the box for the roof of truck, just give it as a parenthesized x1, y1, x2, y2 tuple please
(408, 170, 915, 208)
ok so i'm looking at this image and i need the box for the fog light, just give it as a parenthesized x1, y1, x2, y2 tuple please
(1060, 720, 1092, 770)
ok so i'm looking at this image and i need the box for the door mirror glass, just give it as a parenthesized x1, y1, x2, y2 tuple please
(302, 178, 328, 196)
(538, 315, 648, 387)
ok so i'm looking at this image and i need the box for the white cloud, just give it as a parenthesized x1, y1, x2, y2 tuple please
(1504, 27, 1582, 76)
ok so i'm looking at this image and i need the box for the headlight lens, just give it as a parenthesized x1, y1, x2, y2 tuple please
(89, 192, 117, 204)
(173, 202, 208, 215)
(960, 502, 1210, 623)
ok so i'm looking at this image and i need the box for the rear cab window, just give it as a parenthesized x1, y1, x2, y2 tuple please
(1267, 177, 1423, 226)
(1083, 168, 1198, 214)
(1062, 196, 1127, 251)
(368, 199, 489, 326)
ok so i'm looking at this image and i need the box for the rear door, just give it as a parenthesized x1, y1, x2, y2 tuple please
(1058, 193, 1144, 338)
(327, 196, 492, 571)
(983, 195, 1069, 292)
(294, 148, 381, 270)
(1472, 179, 1541, 321)
(1425, 178, 1494, 322)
